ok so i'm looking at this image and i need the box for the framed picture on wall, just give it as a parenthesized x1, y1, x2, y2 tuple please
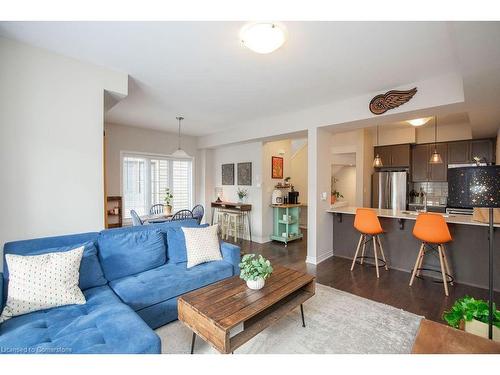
(272, 156, 284, 179)
(221, 163, 235, 185)
(237, 162, 252, 186)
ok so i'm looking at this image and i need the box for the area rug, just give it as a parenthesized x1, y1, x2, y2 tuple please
(156, 283, 423, 354)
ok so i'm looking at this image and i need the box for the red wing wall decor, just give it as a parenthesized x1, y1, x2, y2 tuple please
(369, 87, 417, 115)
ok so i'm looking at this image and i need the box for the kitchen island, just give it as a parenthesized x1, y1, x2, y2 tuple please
(327, 206, 499, 290)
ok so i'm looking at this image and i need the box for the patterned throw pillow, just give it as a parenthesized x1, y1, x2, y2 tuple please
(182, 225, 222, 268)
(0, 246, 86, 323)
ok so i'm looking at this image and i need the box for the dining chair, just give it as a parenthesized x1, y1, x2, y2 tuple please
(192, 204, 205, 224)
(130, 210, 144, 226)
(171, 209, 194, 221)
(150, 204, 165, 215)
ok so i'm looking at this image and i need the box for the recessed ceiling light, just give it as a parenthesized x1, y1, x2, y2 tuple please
(240, 23, 286, 54)
(407, 117, 432, 127)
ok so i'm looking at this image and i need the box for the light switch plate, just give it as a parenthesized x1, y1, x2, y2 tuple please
(321, 192, 328, 201)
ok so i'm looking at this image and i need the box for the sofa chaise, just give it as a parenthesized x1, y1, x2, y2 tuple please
(0, 219, 240, 354)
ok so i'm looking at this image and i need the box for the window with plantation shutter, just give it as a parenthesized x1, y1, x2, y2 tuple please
(121, 153, 193, 219)
(172, 160, 191, 212)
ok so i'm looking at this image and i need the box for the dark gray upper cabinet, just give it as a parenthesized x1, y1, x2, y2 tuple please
(374, 144, 410, 168)
(428, 143, 448, 182)
(411, 144, 429, 182)
(448, 141, 470, 164)
(470, 139, 494, 163)
(412, 143, 448, 182)
(390, 144, 411, 167)
(448, 139, 495, 164)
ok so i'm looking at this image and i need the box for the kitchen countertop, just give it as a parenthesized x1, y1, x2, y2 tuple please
(326, 206, 500, 228)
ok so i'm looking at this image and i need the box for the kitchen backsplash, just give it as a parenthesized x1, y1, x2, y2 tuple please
(411, 181, 448, 206)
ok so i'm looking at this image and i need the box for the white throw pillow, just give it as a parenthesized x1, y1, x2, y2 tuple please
(183, 225, 222, 268)
(0, 246, 86, 323)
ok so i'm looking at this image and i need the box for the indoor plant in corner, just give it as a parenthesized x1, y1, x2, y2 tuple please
(443, 295, 500, 341)
(163, 188, 174, 216)
(239, 254, 273, 290)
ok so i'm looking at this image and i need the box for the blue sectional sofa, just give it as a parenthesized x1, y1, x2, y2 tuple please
(0, 219, 240, 354)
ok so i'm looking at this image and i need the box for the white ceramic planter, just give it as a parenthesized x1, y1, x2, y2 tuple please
(465, 319, 500, 342)
(246, 278, 265, 290)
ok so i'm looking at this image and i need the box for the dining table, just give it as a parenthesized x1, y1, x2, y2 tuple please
(145, 213, 173, 224)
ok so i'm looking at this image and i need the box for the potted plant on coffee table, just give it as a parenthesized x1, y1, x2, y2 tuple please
(443, 295, 500, 341)
(163, 188, 174, 216)
(239, 254, 273, 290)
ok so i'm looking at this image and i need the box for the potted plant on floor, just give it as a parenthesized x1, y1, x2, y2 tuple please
(163, 188, 174, 216)
(239, 254, 273, 290)
(443, 295, 500, 341)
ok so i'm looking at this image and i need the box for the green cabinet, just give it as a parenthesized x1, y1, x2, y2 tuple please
(270, 204, 303, 247)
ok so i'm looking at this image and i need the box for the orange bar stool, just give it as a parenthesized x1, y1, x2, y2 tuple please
(350, 208, 389, 278)
(409, 213, 454, 296)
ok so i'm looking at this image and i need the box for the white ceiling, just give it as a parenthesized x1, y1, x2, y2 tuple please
(1, 21, 499, 137)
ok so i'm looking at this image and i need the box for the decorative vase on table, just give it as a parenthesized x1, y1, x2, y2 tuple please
(246, 277, 265, 290)
(164, 205, 172, 216)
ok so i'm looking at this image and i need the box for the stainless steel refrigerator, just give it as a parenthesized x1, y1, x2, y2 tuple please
(372, 171, 408, 210)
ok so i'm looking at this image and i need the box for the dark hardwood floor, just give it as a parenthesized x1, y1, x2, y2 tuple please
(233, 229, 499, 325)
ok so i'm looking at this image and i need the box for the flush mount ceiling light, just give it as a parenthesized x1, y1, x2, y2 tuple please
(240, 23, 286, 54)
(407, 117, 432, 127)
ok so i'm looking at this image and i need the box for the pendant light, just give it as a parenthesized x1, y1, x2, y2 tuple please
(373, 125, 383, 167)
(429, 116, 443, 164)
(171, 116, 190, 158)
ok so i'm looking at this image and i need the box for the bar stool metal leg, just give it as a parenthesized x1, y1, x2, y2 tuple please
(376, 235, 389, 271)
(190, 332, 196, 354)
(350, 234, 364, 271)
(438, 245, 450, 296)
(410, 243, 425, 286)
(373, 235, 380, 278)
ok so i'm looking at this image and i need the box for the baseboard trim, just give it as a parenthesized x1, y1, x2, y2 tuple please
(306, 250, 333, 265)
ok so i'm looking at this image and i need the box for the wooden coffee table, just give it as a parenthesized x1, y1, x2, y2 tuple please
(178, 265, 315, 354)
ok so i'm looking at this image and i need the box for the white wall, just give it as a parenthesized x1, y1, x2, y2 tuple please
(0, 38, 128, 268)
(290, 142, 308, 227)
(104, 122, 198, 197)
(211, 142, 265, 242)
(290, 142, 308, 204)
(330, 129, 372, 207)
(307, 127, 333, 264)
(416, 122, 472, 143)
(332, 166, 356, 206)
(0, 37, 127, 267)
